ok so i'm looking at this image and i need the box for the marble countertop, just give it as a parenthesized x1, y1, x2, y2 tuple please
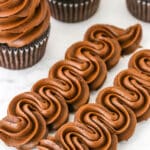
(0, 0, 150, 149)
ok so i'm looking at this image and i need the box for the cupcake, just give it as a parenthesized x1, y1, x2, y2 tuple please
(126, 0, 150, 22)
(0, 0, 50, 69)
(49, 0, 100, 22)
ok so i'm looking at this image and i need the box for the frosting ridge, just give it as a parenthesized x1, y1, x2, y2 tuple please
(49, 60, 90, 110)
(0, 0, 50, 48)
(84, 24, 142, 55)
(32, 79, 69, 130)
(65, 42, 107, 90)
(0, 92, 48, 149)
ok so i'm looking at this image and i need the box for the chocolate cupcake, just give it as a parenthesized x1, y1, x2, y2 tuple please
(49, 0, 100, 22)
(0, 0, 50, 69)
(126, 0, 150, 22)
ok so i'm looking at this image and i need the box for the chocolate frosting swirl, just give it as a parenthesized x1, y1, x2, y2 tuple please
(38, 136, 63, 150)
(49, 60, 90, 110)
(0, 92, 48, 149)
(129, 50, 150, 76)
(75, 103, 136, 141)
(0, 24, 144, 149)
(84, 24, 142, 55)
(114, 69, 150, 121)
(0, 0, 50, 48)
(84, 24, 124, 40)
(32, 78, 69, 130)
(65, 42, 107, 90)
(65, 40, 121, 70)
(96, 87, 137, 141)
(118, 24, 142, 54)
(55, 121, 117, 150)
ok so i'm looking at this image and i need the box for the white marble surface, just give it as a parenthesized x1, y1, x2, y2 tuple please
(0, 0, 150, 149)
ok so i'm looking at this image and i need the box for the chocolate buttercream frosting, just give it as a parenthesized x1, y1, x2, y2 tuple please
(0, 0, 50, 48)
(65, 42, 107, 90)
(0, 92, 48, 149)
(75, 103, 136, 141)
(129, 50, 150, 76)
(65, 40, 120, 71)
(32, 79, 69, 130)
(84, 24, 124, 41)
(96, 87, 137, 141)
(37, 49, 150, 150)
(55, 122, 118, 150)
(114, 69, 150, 121)
(0, 24, 144, 149)
(38, 136, 63, 150)
(84, 24, 142, 55)
(49, 60, 90, 110)
(118, 24, 142, 54)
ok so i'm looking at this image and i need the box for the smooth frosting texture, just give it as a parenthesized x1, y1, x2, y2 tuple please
(65, 39, 120, 71)
(0, 92, 48, 149)
(129, 50, 150, 76)
(65, 41, 107, 90)
(0, 24, 144, 150)
(118, 24, 142, 54)
(32, 78, 69, 130)
(37, 50, 150, 150)
(96, 87, 137, 141)
(76, 103, 136, 141)
(114, 69, 150, 121)
(0, 0, 50, 48)
(38, 136, 63, 150)
(49, 60, 90, 111)
(55, 121, 117, 150)
(84, 24, 142, 55)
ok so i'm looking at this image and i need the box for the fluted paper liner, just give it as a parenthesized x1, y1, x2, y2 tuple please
(49, 0, 100, 22)
(0, 29, 49, 70)
(127, 0, 150, 22)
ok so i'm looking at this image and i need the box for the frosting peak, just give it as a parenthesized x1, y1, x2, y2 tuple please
(0, 0, 50, 48)
(84, 24, 142, 55)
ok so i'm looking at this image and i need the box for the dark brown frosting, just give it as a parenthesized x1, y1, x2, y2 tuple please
(65, 41, 107, 90)
(76, 103, 136, 141)
(84, 24, 124, 40)
(129, 50, 150, 76)
(114, 69, 150, 121)
(38, 136, 63, 150)
(0, 0, 50, 48)
(96, 87, 137, 141)
(0, 92, 48, 149)
(49, 60, 90, 110)
(65, 40, 121, 71)
(84, 24, 142, 55)
(32, 78, 69, 130)
(118, 24, 142, 54)
(37, 50, 150, 150)
(0, 24, 144, 150)
(55, 121, 118, 150)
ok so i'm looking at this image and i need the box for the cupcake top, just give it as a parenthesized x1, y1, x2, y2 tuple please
(0, 0, 50, 48)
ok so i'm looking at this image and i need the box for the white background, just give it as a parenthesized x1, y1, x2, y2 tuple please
(0, 0, 150, 149)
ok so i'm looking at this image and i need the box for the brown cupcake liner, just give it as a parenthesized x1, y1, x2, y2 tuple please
(0, 29, 50, 70)
(49, 0, 100, 22)
(127, 0, 150, 22)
